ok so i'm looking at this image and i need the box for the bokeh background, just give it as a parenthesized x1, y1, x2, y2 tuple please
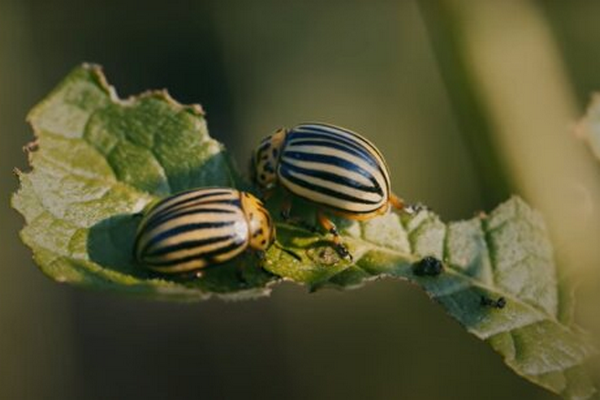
(2, 0, 600, 399)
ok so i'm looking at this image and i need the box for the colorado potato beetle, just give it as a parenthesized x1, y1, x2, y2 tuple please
(252, 122, 413, 258)
(135, 188, 275, 273)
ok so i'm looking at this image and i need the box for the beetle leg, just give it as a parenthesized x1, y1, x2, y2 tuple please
(280, 196, 293, 221)
(317, 210, 353, 260)
(389, 193, 405, 211)
(280, 197, 317, 232)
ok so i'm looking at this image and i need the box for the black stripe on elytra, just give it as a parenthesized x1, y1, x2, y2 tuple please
(296, 124, 390, 189)
(282, 162, 382, 195)
(144, 234, 240, 258)
(147, 240, 244, 267)
(143, 207, 238, 233)
(151, 189, 234, 217)
(285, 138, 380, 170)
(144, 198, 240, 230)
(279, 166, 380, 205)
(287, 129, 374, 161)
(143, 221, 236, 254)
(299, 123, 387, 162)
(289, 127, 389, 186)
(281, 150, 380, 184)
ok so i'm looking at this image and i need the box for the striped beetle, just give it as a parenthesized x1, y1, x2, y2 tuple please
(135, 188, 275, 273)
(252, 122, 412, 258)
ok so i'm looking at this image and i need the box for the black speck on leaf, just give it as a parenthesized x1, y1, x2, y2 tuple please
(413, 256, 443, 276)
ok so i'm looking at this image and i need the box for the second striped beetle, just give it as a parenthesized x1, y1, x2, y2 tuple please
(134, 187, 276, 274)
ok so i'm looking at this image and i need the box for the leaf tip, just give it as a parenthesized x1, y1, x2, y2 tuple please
(79, 62, 113, 91)
(25, 62, 115, 128)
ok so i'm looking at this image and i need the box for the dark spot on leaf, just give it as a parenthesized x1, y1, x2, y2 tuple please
(413, 256, 443, 276)
(480, 296, 506, 309)
(496, 297, 507, 309)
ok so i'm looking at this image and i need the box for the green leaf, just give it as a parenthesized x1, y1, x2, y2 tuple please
(13, 64, 272, 300)
(12, 64, 596, 399)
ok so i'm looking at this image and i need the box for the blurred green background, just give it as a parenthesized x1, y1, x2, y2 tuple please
(2, 0, 600, 399)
